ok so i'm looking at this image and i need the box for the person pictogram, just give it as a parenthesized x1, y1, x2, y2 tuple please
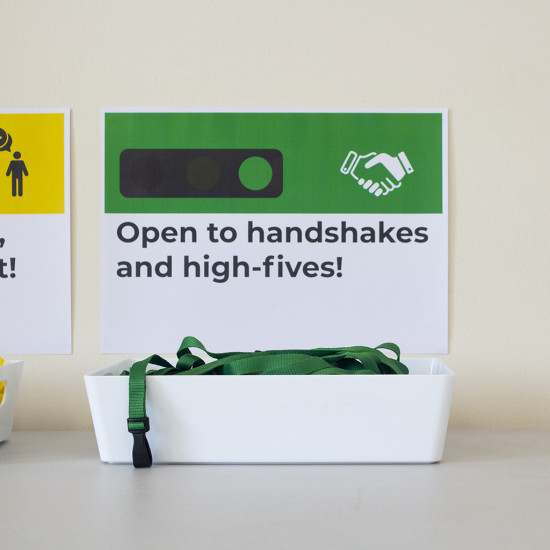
(6, 151, 28, 197)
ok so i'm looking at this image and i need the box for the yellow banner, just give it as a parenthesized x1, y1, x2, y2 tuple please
(0, 113, 65, 214)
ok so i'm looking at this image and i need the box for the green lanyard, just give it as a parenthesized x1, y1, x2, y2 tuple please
(124, 336, 409, 468)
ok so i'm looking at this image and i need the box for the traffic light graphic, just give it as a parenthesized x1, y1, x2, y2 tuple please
(120, 149, 283, 198)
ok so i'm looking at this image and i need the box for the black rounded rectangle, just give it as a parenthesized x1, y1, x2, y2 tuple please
(120, 149, 283, 198)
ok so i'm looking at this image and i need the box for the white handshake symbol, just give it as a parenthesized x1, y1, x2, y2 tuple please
(341, 150, 414, 197)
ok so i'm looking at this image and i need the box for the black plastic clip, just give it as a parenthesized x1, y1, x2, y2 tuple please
(127, 417, 152, 468)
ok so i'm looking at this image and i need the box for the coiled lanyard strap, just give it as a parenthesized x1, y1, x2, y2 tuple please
(126, 336, 409, 468)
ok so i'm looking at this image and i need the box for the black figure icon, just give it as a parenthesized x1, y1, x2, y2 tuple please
(6, 151, 28, 197)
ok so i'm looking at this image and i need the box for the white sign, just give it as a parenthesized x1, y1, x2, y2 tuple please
(0, 110, 71, 354)
(102, 110, 447, 354)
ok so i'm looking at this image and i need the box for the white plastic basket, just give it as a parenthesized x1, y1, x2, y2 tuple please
(85, 357, 454, 464)
(0, 360, 24, 443)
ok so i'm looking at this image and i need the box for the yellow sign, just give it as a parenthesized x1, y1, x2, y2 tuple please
(0, 113, 65, 214)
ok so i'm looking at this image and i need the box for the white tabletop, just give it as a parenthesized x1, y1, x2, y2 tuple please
(1, 430, 549, 550)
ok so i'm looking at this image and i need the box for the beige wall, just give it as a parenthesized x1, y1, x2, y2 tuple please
(2, 0, 549, 430)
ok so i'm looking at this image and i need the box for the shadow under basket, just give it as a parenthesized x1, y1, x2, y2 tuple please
(0, 361, 24, 443)
(85, 358, 455, 464)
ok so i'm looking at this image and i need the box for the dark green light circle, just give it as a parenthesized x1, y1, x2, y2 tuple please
(239, 156, 273, 191)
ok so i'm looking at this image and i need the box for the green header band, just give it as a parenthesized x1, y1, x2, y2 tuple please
(104, 112, 444, 214)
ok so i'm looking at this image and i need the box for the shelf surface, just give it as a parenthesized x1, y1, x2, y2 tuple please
(1, 430, 549, 550)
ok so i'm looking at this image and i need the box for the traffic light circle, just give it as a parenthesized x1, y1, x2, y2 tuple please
(238, 156, 273, 191)
(130, 155, 164, 191)
(186, 156, 220, 191)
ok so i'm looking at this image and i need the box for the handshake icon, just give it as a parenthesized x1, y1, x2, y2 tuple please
(341, 150, 414, 197)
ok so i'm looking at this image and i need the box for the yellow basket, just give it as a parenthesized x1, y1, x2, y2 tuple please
(0, 359, 24, 442)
